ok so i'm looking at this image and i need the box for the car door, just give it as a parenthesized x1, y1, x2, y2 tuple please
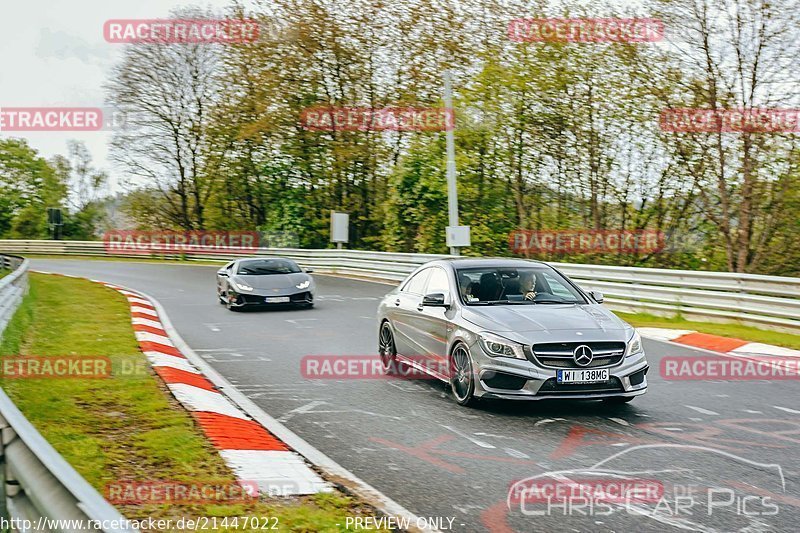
(414, 266, 452, 374)
(391, 268, 431, 361)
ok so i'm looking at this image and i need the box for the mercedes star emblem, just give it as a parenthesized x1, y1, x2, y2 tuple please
(573, 345, 594, 367)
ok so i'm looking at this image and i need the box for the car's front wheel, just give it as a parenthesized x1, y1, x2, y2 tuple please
(450, 342, 477, 407)
(378, 322, 397, 375)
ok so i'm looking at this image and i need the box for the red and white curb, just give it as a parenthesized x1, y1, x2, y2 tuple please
(98, 279, 332, 496)
(639, 327, 800, 359)
(28, 270, 467, 531)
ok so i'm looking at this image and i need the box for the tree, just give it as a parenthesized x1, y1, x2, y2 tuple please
(0, 138, 67, 238)
(107, 7, 221, 229)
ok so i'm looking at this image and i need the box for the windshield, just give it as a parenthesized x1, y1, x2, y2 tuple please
(237, 259, 301, 275)
(455, 266, 585, 305)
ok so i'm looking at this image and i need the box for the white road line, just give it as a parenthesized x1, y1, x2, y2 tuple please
(442, 425, 495, 449)
(286, 319, 318, 329)
(607, 417, 630, 426)
(684, 405, 719, 416)
(277, 400, 328, 422)
(743, 409, 763, 414)
(503, 448, 529, 459)
(534, 418, 566, 426)
(773, 406, 800, 415)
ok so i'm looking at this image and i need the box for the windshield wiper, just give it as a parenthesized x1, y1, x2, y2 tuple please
(531, 300, 581, 304)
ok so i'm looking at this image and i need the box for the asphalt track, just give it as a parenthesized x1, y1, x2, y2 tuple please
(34, 259, 800, 532)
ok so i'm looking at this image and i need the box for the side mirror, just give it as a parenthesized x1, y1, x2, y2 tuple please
(422, 292, 451, 308)
(217, 269, 228, 277)
(305, 268, 314, 273)
(589, 290, 604, 304)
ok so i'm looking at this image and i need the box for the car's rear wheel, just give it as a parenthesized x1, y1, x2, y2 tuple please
(378, 322, 398, 374)
(450, 343, 477, 406)
(603, 396, 635, 404)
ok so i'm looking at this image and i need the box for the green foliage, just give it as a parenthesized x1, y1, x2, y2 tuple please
(96, 0, 798, 276)
(0, 138, 66, 238)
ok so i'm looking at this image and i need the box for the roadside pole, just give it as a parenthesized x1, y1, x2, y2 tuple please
(443, 71, 470, 255)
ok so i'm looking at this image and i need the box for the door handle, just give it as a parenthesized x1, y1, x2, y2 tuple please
(394, 299, 401, 306)
(416, 304, 424, 312)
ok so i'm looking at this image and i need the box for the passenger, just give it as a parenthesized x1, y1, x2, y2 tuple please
(519, 271, 537, 301)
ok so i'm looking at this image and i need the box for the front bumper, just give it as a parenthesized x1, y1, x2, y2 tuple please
(468, 342, 649, 401)
(227, 289, 313, 307)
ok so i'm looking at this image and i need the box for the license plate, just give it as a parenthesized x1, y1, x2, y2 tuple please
(557, 368, 609, 384)
(265, 296, 290, 303)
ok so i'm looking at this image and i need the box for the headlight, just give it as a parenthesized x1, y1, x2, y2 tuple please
(234, 282, 254, 292)
(479, 332, 526, 360)
(625, 331, 643, 357)
(296, 280, 311, 290)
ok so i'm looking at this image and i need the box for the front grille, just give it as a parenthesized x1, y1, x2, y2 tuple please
(537, 376, 624, 395)
(531, 341, 625, 369)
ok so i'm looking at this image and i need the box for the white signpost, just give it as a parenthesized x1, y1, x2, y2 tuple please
(330, 211, 349, 249)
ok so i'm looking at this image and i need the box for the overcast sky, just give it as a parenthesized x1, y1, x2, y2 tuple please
(0, 0, 234, 192)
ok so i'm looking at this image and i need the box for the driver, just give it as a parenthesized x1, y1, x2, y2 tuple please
(459, 274, 475, 301)
(519, 271, 537, 301)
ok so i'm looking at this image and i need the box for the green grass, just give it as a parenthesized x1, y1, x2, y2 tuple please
(615, 311, 800, 350)
(0, 273, 386, 531)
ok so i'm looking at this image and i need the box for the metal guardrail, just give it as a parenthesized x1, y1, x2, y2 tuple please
(0, 254, 27, 339)
(0, 255, 28, 337)
(0, 253, 137, 532)
(1, 240, 799, 333)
